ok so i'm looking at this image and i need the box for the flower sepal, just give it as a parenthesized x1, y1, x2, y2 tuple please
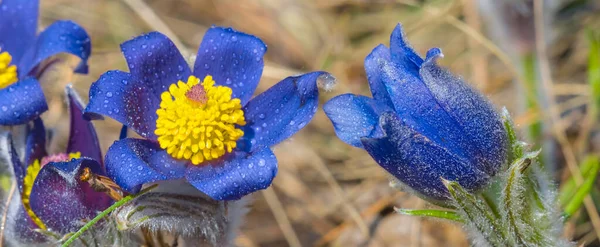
(397, 112, 573, 247)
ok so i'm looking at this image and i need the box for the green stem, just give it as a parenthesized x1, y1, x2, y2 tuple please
(503, 164, 528, 246)
(61, 185, 158, 247)
(396, 208, 463, 222)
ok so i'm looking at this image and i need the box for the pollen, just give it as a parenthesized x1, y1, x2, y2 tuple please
(22, 152, 81, 230)
(155, 75, 246, 165)
(0, 50, 18, 89)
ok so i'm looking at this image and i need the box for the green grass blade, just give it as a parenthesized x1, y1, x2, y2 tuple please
(563, 157, 600, 219)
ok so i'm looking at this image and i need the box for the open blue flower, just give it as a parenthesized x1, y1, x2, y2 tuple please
(2, 86, 112, 244)
(324, 24, 507, 202)
(85, 26, 329, 200)
(0, 0, 91, 125)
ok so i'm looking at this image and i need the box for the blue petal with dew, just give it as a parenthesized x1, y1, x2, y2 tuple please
(419, 52, 507, 176)
(323, 94, 390, 148)
(389, 24, 423, 75)
(361, 113, 491, 201)
(18, 20, 91, 77)
(239, 71, 329, 152)
(193, 26, 266, 105)
(29, 158, 113, 234)
(85, 70, 160, 140)
(0, 78, 48, 125)
(110, 32, 192, 138)
(373, 44, 476, 166)
(186, 148, 277, 200)
(364, 44, 394, 108)
(105, 138, 186, 193)
(0, 0, 38, 64)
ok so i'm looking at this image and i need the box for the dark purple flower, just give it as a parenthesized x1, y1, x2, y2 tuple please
(2, 86, 111, 244)
(324, 24, 507, 202)
(85, 26, 330, 200)
(0, 0, 91, 125)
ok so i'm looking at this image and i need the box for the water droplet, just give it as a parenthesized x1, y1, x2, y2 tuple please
(248, 163, 254, 168)
(204, 63, 210, 69)
(258, 113, 265, 119)
(1, 106, 6, 112)
(106, 92, 113, 97)
(317, 73, 337, 91)
(231, 35, 238, 42)
(258, 159, 265, 167)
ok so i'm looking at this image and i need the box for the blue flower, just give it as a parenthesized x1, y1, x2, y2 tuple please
(0, 0, 91, 125)
(84, 26, 329, 201)
(324, 24, 507, 202)
(1, 86, 112, 244)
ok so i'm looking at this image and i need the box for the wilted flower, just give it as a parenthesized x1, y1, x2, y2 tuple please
(1, 86, 112, 244)
(85, 26, 330, 200)
(324, 24, 507, 202)
(0, 0, 91, 125)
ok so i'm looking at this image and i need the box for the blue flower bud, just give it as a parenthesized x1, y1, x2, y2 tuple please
(324, 24, 508, 202)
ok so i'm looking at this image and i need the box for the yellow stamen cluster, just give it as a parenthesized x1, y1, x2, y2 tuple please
(155, 75, 246, 165)
(22, 152, 81, 230)
(0, 50, 18, 89)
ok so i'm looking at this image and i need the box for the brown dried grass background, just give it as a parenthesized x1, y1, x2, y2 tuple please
(35, 0, 600, 246)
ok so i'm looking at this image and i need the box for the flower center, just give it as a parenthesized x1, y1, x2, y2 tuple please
(22, 152, 81, 230)
(155, 75, 246, 165)
(0, 50, 18, 89)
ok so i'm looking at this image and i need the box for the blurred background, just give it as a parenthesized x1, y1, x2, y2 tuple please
(35, 0, 600, 246)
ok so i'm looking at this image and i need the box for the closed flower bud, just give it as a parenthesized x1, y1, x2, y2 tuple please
(324, 24, 508, 202)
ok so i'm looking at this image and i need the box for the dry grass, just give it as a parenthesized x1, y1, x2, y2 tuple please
(36, 0, 600, 246)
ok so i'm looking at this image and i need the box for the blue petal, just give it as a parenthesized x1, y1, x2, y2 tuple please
(375, 54, 475, 165)
(29, 158, 113, 234)
(238, 71, 328, 152)
(4, 132, 26, 192)
(420, 51, 507, 175)
(18, 20, 91, 77)
(84, 70, 160, 140)
(105, 138, 186, 193)
(364, 44, 394, 108)
(66, 86, 103, 163)
(24, 118, 47, 166)
(361, 113, 490, 202)
(389, 23, 423, 75)
(5, 193, 47, 244)
(185, 148, 277, 200)
(121, 31, 191, 99)
(0, 0, 38, 63)
(0, 78, 48, 125)
(193, 26, 266, 105)
(323, 94, 390, 148)
(93, 32, 191, 139)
